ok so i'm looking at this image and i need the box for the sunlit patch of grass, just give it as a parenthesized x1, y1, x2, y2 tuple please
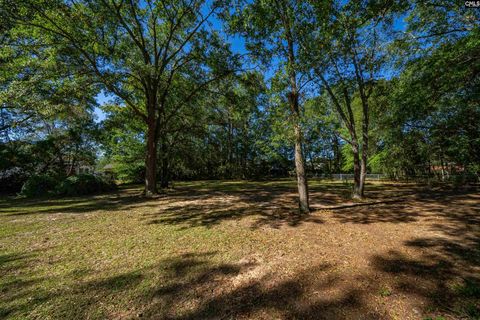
(0, 181, 285, 318)
(0, 180, 476, 319)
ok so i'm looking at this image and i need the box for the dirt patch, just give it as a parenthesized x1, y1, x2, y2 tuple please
(139, 183, 480, 319)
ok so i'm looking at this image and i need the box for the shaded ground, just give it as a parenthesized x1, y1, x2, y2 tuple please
(0, 180, 479, 319)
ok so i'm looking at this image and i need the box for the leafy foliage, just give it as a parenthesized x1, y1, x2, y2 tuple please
(1, 0, 479, 198)
(20, 173, 115, 197)
(55, 174, 115, 196)
(20, 174, 59, 197)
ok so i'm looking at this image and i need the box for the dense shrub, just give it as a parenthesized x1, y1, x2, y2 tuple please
(19, 174, 116, 198)
(0, 168, 28, 194)
(55, 174, 116, 196)
(20, 174, 59, 197)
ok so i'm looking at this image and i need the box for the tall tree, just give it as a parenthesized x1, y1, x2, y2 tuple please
(304, 0, 403, 199)
(5, 0, 237, 195)
(374, 0, 480, 180)
(381, 30, 480, 179)
(226, 0, 311, 213)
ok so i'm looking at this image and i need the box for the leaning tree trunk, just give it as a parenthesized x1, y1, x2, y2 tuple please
(67, 156, 76, 176)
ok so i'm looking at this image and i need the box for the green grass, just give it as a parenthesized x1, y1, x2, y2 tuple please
(0, 182, 296, 319)
(379, 286, 392, 297)
(1, 180, 477, 319)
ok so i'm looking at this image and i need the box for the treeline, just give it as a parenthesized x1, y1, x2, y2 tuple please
(1, 0, 478, 209)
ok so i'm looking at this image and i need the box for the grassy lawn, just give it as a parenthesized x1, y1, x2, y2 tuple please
(1, 180, 479, 319)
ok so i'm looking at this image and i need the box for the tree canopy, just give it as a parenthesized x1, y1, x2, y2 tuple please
(1, 0, 478, 206)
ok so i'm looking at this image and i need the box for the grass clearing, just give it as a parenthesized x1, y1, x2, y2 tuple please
(1, 180, 479, 319)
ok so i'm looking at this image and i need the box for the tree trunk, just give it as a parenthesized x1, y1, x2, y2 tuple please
(359, 92, 369, 198)
(352, 143, 362, 200)
(284, 24, 309, 213)
(241, 128, 248, 179)
(160, 138, 169, 188)
(288, 75, 310, 213)
(439, 154, 448, 181)
(160, 161, 169, 188)
(227, 120, 233, 178)
(359, 154, 367, 197)
(359, 130, 368, 198)
(145, 115, 158, 196)
(294, 122, 310, 213)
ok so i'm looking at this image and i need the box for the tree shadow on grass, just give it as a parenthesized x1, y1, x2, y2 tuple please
(0, 251, 51, 318)
(145, 203, 325, 230)
(2, 184, 479, 319)
(368, 191, 480, 318)
(4, 245, 479, 319)
(140, 183, 478, 229)
(0, 188, 150, 216)
(0, 252, 30, 270)
(1, 181, 326, 229)
(0, 248, 144, 319)
(143, 180, 404, 229)
(2, 181, 477, 231)
(146, 263, 371, 320)
(83, 253, 384, 319)
(1, 249, 389, 319)
(327, 188, 479, 225)
(330, 202, 420, 224)
(371, 249, 480, 319)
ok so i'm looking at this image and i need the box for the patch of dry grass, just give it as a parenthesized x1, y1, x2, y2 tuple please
(1, 180, 479, 319)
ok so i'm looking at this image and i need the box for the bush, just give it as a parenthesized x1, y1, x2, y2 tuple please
(0, 167, 28, 194)
(20, 174, 116, 198)
(20, 174, 59, 197)
(55, 174, 116, 196)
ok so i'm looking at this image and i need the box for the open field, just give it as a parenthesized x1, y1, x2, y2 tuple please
(1, 180, 479, 320)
